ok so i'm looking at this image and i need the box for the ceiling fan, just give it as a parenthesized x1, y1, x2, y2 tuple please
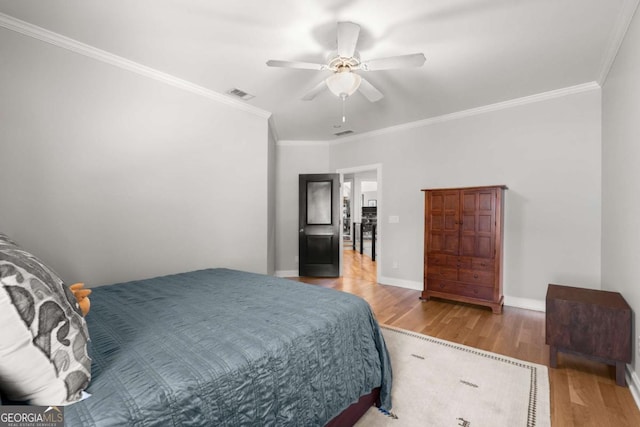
(266, 21, 426, 103)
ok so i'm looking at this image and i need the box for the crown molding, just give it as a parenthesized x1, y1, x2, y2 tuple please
(597, 0, 640, 85)
(278, 81, 600, 146)
(276, 140, 331, 147)
(268, 116, 281, 142)
(330, 81, 601, 145)
(0, 12, 272, 119)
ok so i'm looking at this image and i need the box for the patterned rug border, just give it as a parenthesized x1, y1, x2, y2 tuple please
(380, 325, 547, 427)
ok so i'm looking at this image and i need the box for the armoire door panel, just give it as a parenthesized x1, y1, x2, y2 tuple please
(431, 194, 444, 210)
(430, 234, 443, 252)
(476, 236, 493, 258)
(478, 214, 492, 233)
(431, 214, 443, 230)
(478, 192, 493, 211)
(428, 190, 460, 255)
(444, 193, 459, 210)
(460, 236, 475, 256)
(443, 234, 459, 253)
(462, 193, 476, 211)
(462, 214, 475, 231)
(444, 214, 457, 230)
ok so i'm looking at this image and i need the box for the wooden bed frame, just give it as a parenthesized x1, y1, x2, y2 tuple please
(325, 387, 380, 426)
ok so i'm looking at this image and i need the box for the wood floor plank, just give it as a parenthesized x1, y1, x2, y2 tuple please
(291, 249, 640, 427)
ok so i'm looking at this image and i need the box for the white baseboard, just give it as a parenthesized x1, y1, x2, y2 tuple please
(274, 270, 298, 278)
(504, 296, 546, 312)
(628, 367, 640, 411)
(377, 276, 423, 291)
(282, 270, 546, 313)
(377, 277, 546, 312)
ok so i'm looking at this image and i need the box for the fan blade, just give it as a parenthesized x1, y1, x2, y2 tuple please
(301, 80, 327, 101)
(360, 53, 426, 71)
(337, 22, 360, 58)
(358, 77, 384, 102)
(266, 60, 327, 70)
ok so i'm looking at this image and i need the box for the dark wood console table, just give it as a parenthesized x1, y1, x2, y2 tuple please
(545, 284, 631, 386)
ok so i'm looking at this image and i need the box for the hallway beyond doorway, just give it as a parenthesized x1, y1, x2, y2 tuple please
(343, 247, 376, 282)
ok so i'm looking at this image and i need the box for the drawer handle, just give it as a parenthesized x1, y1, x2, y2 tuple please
(480, 262, 486, 267)
(474, 274, 479, 279)
(439, 283, 445, 289)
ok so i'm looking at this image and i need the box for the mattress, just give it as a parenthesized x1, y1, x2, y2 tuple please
(63, 268, 392, 426)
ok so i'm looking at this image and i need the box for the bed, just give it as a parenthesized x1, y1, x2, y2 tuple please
(0, 237, 392, 427)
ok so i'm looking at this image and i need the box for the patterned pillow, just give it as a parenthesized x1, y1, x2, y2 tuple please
(0, 236, 91, 405)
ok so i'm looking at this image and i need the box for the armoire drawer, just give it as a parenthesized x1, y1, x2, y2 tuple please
(426, 266, 458, 281)
(446, 255, 472, 269)
(428, 255, 479, 270)
(427, 279, 494, 300)
(427, 254, 448, 266)
(471, 258, 494, 271)
(458, 270, 495, 286)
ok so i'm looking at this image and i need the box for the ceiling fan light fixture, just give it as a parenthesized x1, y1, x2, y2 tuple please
(326, 70, 361, 97)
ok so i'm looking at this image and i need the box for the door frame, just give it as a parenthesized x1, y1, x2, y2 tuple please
(341, 177, 354, 241)
(336, 163, 382, 280)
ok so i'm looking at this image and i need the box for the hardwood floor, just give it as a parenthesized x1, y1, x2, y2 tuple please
(292, 249, 640, 427)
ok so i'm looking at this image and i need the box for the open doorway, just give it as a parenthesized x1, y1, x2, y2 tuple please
(358, 177, 378, 260)
(342, 179, 353, 242)
(337, 164, 381, 280)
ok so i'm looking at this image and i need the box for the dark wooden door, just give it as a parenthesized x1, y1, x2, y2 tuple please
(299, 173, 340, 277)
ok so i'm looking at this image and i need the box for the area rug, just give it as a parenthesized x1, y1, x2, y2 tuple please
(356, 326, 551, 427)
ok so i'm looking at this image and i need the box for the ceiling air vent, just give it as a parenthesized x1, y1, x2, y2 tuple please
(334, 129, 354, 137)
(226, 88, 255, 100)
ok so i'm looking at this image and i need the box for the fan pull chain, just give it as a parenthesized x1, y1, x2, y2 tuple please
(341, 93, 347, 123)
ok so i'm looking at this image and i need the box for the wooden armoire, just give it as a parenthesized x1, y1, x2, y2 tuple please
(421, 185, 507, 314)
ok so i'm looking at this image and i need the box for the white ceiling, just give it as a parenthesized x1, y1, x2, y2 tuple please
(0, 0, 636, 141)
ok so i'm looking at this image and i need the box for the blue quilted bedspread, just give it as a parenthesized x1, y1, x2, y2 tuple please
(64, 268, 392, 426)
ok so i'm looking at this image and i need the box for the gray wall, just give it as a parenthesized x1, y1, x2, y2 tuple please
(275, 89, 602, 309)
(267, 121, 277, 275)
(274, 143, 331, 275)
(602, 5, 640, 382)
(0, 27, 273, 286)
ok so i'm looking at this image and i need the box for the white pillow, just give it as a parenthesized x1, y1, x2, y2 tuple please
(0, 238, 91, 405)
